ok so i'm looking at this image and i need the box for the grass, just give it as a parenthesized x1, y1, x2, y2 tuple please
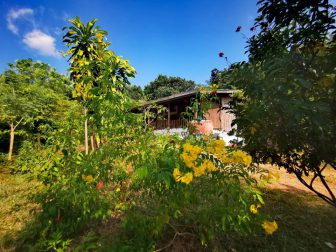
(0, 170, 40, 252)
(0, 166, 335, 251)
(221, 188, 336, 251)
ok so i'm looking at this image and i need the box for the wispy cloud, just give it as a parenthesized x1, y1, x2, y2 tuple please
(23, 30, 61, 58)
(7, 8, 34, 34)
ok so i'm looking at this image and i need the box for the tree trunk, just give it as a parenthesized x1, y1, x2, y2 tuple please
(84, 107, 89, 155)
(8, 123, 15, 161)
(90, 134, 95, 152)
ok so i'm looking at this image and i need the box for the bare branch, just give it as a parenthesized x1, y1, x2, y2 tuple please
(14, 117, 24, 130)
(154, 222, 195, 252)
(294, 171, 336, 207)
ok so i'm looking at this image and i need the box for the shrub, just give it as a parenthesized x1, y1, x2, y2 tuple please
(111, 136, 275, 251)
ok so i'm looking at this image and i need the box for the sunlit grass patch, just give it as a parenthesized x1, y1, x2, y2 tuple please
(0, 171, 40, 251)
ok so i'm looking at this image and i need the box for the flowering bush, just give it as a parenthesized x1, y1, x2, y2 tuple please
(113, 136, 277, 250)
(174, 140, 253, 184)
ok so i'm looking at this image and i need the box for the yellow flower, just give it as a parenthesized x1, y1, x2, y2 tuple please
(180, 143, 203, 169)
(250, 204, 261, 214)
(231, 150, 252, 166)
(182, 143, 202, 159)
(213, 139, 225, 148)
(180, 153, 195, 169)
(193, 165, 206, 177)
(207, 140, 227, 161)
(173, 168, 182, 182)
(82, 175, 94, 184)
(180, 172, 193, 184)
(204, 159, 217, 172)
(262, 220, 278, 235)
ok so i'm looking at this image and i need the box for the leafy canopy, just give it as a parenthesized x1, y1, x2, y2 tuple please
(144, 74, 196, 100)
(228, 0, 336, 206)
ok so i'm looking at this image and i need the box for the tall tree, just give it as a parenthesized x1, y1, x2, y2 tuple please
(228, 0, 336, 206)
(125, 84, 145, 100)
(63, 17, 106, 154)
(0, 59, 71, 160)
(63, 17, 136, 153)
(144, 74, 196, 100)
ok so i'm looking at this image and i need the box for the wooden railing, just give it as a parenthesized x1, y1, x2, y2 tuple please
(153, 116, 234, 131)
(153, 118, 189, 129)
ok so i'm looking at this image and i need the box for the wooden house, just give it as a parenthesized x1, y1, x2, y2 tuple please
(150, 89, 236, 132)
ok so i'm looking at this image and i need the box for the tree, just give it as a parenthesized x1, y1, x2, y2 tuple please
(63, 17, 136, 153)
(228, 0, 336, 206)
(63, 17, 106, 155)
(144, 74, 196, 100)
(209, 68, 232, 89)
(0, 59, 71, 160)
(125, 84, 145, 100)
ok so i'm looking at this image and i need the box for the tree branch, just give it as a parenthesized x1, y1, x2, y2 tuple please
(294, 171, 335, 207)
(317, 168, 336, 202)
(14, 117, 24, 130)
(154, 222, 195, 252)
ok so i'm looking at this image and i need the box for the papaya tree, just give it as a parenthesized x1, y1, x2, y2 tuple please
(228, 0, 336, 206)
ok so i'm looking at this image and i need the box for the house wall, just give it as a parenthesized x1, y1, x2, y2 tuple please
(152, 93, 235, 131)
(204, 102, 221, 129)
(220, 97, 235, 132)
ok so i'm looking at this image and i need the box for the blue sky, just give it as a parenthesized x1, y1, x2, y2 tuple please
(0, 0, 258, 87)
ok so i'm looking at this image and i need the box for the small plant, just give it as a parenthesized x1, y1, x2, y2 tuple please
(182, 85, 219, 122)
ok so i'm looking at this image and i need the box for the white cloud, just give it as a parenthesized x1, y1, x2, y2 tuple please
(7, 8, 34, 34)
(23, 30, 61, 57)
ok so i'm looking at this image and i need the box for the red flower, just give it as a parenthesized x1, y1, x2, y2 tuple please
(210, 90, 217, 96)
(218, 52, 224, 57)
(235, 26, 242, 32)
(97, 180, 103, 190)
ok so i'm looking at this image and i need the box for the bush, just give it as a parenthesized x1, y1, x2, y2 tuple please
(11, 141, 58, 176)
(111, 136, 274, 251)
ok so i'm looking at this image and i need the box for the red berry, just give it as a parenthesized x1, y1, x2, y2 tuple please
(235, 26, 242, 32)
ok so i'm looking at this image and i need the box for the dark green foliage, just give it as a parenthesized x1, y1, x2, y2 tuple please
(228, 0, 336, 206)
(209, 68, 233, 89)
(144, 74, 196, 100)
(125, 84, 145, 100)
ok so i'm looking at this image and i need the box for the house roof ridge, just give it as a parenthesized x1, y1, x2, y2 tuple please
(152, 88, 236, 103)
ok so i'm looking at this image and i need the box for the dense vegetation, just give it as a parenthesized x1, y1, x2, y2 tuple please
(0, 0, 335, 251)
(0, 16, 275, 251)
(144, 74, 197, 100)
(225, 0, 336, 206)
(0, 59, 73, 160)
